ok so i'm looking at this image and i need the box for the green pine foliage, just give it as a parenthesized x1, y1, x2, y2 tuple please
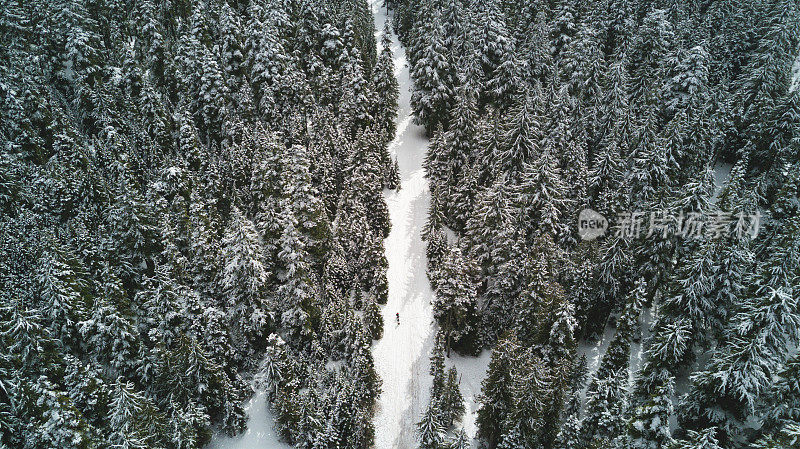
(0, 0, 396, 447)
(394, 0, 800, 447)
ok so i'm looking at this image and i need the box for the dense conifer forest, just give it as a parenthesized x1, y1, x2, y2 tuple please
(1, 0, 799, 448)
(395, 0, 800, 448)
(0, 0, 398, 447)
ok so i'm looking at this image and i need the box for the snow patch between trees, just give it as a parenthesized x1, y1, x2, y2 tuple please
(446, 350, 493, 444)
(206, 391, 291, 449)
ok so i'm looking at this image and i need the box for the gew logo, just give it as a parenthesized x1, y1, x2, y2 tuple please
(578, 209, 608, 241)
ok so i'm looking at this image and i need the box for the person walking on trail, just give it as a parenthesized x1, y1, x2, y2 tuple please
(396, 313, 400, 325)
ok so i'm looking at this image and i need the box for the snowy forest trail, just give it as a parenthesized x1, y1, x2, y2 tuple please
(370, 2, 438, 448)
(208, 4, 439, 448)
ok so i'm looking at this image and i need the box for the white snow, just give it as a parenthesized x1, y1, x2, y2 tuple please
(577, 306, 654, 411)
(370, 6, 492, 447)
(369, 2, 439, 448)
(629, 307, 653, 383)
(712, 161, 734, 202)
(447, 350, 493, 441)
(212, 4, 489, 448)
(206, 391, 291, 449)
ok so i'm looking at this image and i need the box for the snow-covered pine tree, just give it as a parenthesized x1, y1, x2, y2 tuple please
(221, 206, 270, 349)
(373, 23, 400, 143)
(477, 332, 556, 448)
(430, 75, 480, 230)
(669, 428, 723, 449)
(441, 367, 465, 427)
(476, 335, 518, 448)
(283, 144, 333, 266)
(628, 8, 674, 107)
(581, 279, 643, 445)
(679, 165, 800, 444)
(516, 144, 569, 240)
(364, 297, 384, 340)
(629, 377, 675, 449)
(35, 245, 88, 346)
(582, 369, 628, 447)
(476, 0, 522, 109)
(460, 178, 513, 280)
(495, 91, 544, 181)
(410, 8, 455, 134)
(418, 404, 446, 449)
(276, 208, 318, 343)
(432, 246, 479, 355)
(449, 428, 471, 449)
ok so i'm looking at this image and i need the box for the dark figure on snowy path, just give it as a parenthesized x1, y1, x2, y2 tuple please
(396, 313, 400, 325)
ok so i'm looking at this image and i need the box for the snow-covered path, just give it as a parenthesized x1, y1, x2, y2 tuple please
(370, 2, 438, 448)
(210, 5, 451, 448)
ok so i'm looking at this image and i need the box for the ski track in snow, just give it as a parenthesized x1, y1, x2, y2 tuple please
(370, 5, 494, 447)
(370, 2, 438, 448)
(207, 5, 425, 448)
(212, 4, 486, 448)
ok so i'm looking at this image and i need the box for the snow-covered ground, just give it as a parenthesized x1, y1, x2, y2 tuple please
(446, 350, 492, 439)
(367, 5, 495, 447)
(369, 2, 438, 448)
(206, 390, 291, 449)
(577, 307, 653, 410)
(212, 4, 490, 448)
(712, 161, 734, 201)
(207, 5, 429, 448)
